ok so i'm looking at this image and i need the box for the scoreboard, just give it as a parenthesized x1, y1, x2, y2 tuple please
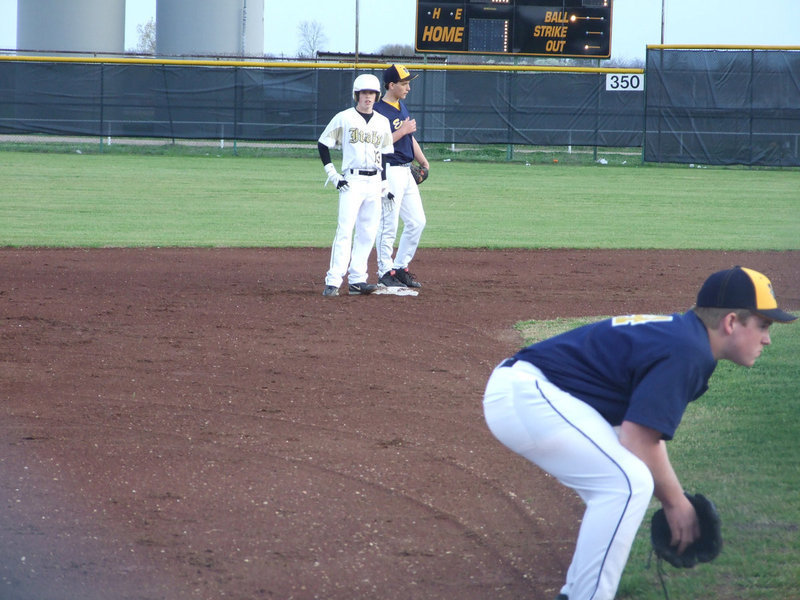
(415, 0, 612, 59)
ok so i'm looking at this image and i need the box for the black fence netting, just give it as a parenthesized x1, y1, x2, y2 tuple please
(0, 60, 643, 148)
(645, 48, 800, 166)
(437, 70, 642, 147)
(4, 53, 799, 166)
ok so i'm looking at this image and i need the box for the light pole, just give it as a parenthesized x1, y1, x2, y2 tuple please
(354, 0, 360, 66)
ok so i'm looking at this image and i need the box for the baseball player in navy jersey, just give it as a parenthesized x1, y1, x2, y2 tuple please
(373, 64, 429, 289)
(483, 266, 796, 600)
(318, 73, 394, 297)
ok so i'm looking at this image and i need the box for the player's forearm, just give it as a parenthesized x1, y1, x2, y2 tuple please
(618, 421, 684, 506)
(412, 137, 429, 168)
(619, 421, 699, 551)
(646, 443, 685, 507)
(318, 142, 333, 166)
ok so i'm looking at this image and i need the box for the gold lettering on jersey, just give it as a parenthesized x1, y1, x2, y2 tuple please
(611, 315, 674, 327)
(348, 128, 384, 147)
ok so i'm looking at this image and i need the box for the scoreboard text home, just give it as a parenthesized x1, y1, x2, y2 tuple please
(415, 0, 612, 58)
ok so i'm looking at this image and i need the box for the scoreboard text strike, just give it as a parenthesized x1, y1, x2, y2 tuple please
(415, 0, 612, 59)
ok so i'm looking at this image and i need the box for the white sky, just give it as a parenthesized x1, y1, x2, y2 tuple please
(0, 0, 798, 61)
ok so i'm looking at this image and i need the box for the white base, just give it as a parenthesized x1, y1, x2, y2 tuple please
(373, 286, 419, 296)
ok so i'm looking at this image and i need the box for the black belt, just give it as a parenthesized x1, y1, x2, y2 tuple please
(500, 357, 518, 368)
(388, 163, 411, 168)
(349, 169, 378, 176)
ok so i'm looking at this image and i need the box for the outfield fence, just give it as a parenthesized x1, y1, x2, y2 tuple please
(645, 46, 800, 167)
(1, 47, 799, 167)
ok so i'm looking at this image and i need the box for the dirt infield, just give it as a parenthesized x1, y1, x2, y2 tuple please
(2, 248, 798, 600)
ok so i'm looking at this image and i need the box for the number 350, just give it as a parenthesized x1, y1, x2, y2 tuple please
(605, 74, 644, 92)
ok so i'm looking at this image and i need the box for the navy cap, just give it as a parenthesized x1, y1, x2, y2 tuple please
(383, 64, 418, 85)
(696, 266, 796, 323)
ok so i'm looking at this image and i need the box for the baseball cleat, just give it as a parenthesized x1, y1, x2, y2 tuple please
(322, 285, 339, 297)
(379, 270, 407, 288)
(395, 268, 422, 288)
(348, 282, 377, 295)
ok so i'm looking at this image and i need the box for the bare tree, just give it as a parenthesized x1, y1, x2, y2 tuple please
(134, 17, 156, 54)
(297, 20, 328, 58)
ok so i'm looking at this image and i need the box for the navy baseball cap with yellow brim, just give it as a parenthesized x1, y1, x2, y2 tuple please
(383, 64, 418, 85)
(696, 266, 797, 323)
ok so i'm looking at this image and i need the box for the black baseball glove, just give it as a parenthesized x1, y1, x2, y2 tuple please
(651, 492, 722, 568)
(410, 164, 429, 185)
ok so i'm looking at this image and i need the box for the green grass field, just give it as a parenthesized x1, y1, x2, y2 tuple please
(1, 150, 798, 248)
(2, 148, 798, 599)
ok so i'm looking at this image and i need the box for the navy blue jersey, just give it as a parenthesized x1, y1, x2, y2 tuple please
(514, 311, 716, 439)
(374, 99, 415, 164)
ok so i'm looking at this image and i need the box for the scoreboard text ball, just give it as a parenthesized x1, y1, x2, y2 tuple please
(415, 0, 612, 59)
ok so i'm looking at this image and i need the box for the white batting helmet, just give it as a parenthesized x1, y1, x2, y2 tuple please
(352, 73, 381, 102)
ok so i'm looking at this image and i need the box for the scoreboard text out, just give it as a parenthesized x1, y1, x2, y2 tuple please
(415, 0, 612, 59)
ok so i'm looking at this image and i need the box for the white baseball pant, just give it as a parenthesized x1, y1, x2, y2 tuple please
(325, 173, 381, 288)
(483, 359, 654, 600)
(376, 164, 426, 276)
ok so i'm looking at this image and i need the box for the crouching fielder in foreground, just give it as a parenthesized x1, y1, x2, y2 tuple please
(482, 266, 795, 600)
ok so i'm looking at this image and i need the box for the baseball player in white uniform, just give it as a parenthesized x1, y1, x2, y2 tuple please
(373, 64, 429, 289)
(317, 73, 394, 297)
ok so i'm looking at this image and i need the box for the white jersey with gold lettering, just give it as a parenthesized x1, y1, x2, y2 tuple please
(318, 107, 393, 173)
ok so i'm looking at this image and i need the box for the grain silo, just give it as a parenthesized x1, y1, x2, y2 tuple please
(156, 0, 264, 57)
(16, 0, 126, 55)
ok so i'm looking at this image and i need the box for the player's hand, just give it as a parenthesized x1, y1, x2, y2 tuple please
(382, 191, 395, 212)
(381, 180, 394, 212)
(400, 117, 417, 135)
(664, 496, 701, 555)
(323, 163, 349, 190)
(325, 173, 348, 190)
